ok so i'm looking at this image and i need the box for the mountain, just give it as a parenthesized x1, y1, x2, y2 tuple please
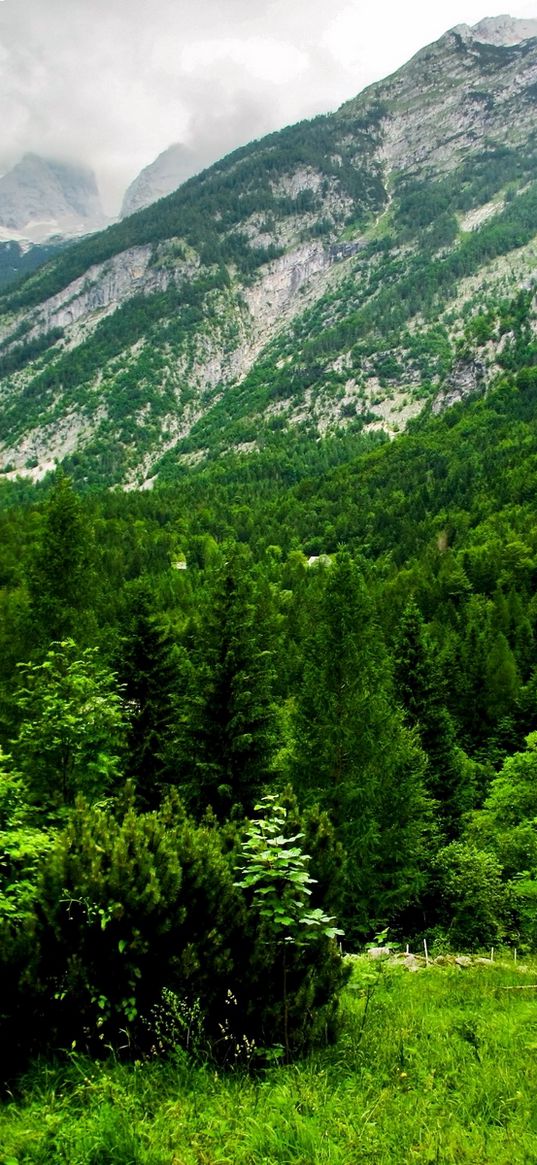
(0, 154, 107, 243)
(0, 154, 108, 291)
(1, 16, 537, 488)
(468, 14, 537, 43)
(0, 238, 70, 293)
(121, 143, 201, 218)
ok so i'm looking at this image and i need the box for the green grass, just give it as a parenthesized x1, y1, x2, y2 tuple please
(2, 958, 537, 1163)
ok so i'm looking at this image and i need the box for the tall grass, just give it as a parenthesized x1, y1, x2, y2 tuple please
(2, 957, 537, 1164)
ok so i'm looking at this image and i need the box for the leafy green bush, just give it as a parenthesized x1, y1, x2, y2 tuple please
(4, 792, 347, 1067)
(25, 793, 240, 1057)
(234, 795, 346, 1060)
(433, 842, 506, 950)
(506, 876, 537, 950)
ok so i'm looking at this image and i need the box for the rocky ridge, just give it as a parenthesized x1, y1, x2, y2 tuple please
(0, 154, 107, 243)
(121, 144, 201, 219)
(2, 17, 537, 488)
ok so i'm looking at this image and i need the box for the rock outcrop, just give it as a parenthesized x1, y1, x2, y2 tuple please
(0, 154, 107, 243)
(121, 144, 200, 219)
(2, 18, 537, 487)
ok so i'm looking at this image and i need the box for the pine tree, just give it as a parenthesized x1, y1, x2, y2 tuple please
(27, 473, 95, 647)
(185, 551, 277, 817)
(292, 554, 431, 941)
(394, 599, 473, 836)
(119, 584, 181, 808)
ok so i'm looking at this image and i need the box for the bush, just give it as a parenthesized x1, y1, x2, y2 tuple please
(5, 792, 347, 1067)
(433, 842, 506, 950)
(506, 876, 537, 950)
(22, 792, 242, 1057)
(233, 795, 347, 1061)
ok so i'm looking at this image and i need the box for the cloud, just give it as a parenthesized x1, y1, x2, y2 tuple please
(0, 0, 535, 214)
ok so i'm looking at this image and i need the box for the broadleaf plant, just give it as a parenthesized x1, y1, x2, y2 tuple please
(235, 794, 343, 1058)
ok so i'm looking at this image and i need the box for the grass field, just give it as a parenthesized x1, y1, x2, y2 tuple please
(2, 956, 537, 1164)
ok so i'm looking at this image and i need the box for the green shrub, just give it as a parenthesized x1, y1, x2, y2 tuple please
(506, 876, 537, 950)
(7, 792, 347, 1067)
(25, 792, 242, 1057)
(433, 842, 506, 950)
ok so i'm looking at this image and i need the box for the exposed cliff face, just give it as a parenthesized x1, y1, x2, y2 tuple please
(19, 246, 191, 342)
(432, 360, 487, 415)
(0, 154, 107, 243)
(467, 15, 537, 45)
(121, 144, 200, 219)
(341, 20, 537, 175)
(2, 18, 537, 488)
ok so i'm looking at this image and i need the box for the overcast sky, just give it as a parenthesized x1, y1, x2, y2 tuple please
(1, 0, 536, 214)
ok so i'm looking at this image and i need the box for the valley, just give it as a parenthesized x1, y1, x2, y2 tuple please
(3, 15, 537, 1162)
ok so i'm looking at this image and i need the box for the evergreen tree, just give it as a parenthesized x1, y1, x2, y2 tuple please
(292, 554, 431, 941)
(27, 473, 95, 647)
(184, 551, 277, 817)
(118, 584, 181, 808)
(394, 599, 473, 836)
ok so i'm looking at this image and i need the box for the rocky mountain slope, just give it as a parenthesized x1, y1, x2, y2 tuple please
(120, 144, 202, 219)
(2, 16, 537, 489)
(0, 154, 107, 243)
(0, 154, 107, 293)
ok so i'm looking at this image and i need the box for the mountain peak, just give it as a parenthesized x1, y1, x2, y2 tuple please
(121, 144, 200, 219)
(455, 14, 537, 46)
(5, 19, 537, 486)
(0, 153, 107, 243)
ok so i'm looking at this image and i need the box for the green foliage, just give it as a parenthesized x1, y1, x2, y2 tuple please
(235, 794, 345, 1059)
(235, 794, 343, 942)
(4, 123, 537, 1075)
(0, 749, 54, 921)
(394, 600, 473, 835)
(0, 109, 384, 315)
(26, 793, 243, 1057)
(12, 640, 126, 808)
(469, 734, 537, 887)
(0, 327, 64, 378)
(3, 960, 537, 1162)
(118, 584, 183, 807)
(433, 842, 506, 950)
(291, 554, 432, 939)
(27, 473, 96, 646)
(1, 788, 346, 1067)
(0, 237, 67, 290)
(182, 551, 278, 816)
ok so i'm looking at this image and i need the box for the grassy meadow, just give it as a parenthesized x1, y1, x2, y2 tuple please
(2, 956, 537, 1164)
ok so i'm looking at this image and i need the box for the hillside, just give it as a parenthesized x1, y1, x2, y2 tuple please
(2, 17, 537, 487)
(0, 154, 107, 243)
(7, 18, 537, 1110)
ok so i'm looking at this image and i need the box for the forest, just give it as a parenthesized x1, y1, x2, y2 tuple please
(3, 297, 537, 1075)
(3, 357, 537, 1158)
(3, 271, 537, 1164)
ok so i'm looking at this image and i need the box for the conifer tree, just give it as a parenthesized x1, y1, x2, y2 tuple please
(119, 583, 181, 808)
(292, 554, 431, 940)
(394, 599, 473, 836)
(27, 473, 95, 647)
(185, 550, 277, 817)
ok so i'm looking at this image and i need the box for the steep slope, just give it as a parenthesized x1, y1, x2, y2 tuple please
(121, 144, 202, 218)
(0, 154, 107, 243)
(2, 17, 537, 488)
(0, 238, 69, 292)
(0, 155, 108, 292)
